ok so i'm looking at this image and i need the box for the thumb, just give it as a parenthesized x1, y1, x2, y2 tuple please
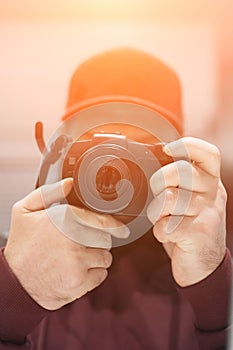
(21, 178, 73, 212)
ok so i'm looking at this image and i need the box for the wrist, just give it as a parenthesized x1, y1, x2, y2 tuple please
(176, 249, 232, 331)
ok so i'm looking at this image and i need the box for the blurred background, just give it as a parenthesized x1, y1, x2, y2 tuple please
(0, 0, 233, 248)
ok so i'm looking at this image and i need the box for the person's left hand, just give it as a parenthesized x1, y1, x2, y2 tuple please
(147, 137, 227, 287)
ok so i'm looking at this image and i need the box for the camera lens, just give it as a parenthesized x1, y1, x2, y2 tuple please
(96, 165, 121, 200)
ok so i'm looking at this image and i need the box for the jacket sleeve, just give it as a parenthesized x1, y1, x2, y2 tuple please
(177, 249, 232, 350)
(0, 248, 50, 349)
(0, 245, 232, 349)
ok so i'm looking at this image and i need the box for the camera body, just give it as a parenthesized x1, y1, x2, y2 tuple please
(60, 133, 173, 223)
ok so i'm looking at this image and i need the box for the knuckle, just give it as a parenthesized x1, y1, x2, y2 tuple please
(220, 182, 227, 201)
(164, 188, 178, 203)
(194, 193, 205, 207)
(175, 160, 193, 183)
(94, 269, 108, 286)
(69, 270, 90, 293)
(153, 224, 168, 243)
(102, 250, 112, 268)
(176, 159, 191, 170)
(217, 181, 227, 203)
(12, 200, 22, 213)
(211, 144, 221, 161)
(64, 276, 81, 292)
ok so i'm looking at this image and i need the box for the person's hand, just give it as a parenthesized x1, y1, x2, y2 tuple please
(147, 137, 227, 287)
(4, 178, 129, 310)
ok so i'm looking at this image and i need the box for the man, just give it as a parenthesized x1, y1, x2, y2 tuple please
(0, 48, 232, 349)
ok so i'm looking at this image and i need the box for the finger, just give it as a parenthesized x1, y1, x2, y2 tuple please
(84, 248, 113, 269)
(152, 210, 222, 244)
(68, 206, 130, 239)
(163, 137, 221, 177)
(21, 178, 73, 212)
(152, 215, 197, 243)
(47, 204, 113, 249)
(149, 160, 218, 196)
(147, 188, 202, 224)
(85, 268, 108, 292)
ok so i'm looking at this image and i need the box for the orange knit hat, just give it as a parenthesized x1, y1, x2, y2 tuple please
(62, 48, 183, 133)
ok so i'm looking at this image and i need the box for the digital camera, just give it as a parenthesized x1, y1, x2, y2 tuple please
(37, 132, 173, 224)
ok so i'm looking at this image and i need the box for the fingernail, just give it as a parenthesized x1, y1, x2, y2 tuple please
(163, 144, 172, 156)
(121, 226, 131, 238)
(112, 225, 130, 238)
(163, 141, 179, 156)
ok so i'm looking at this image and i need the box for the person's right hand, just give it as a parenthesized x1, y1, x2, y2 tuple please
(4, 178, 129, 310)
